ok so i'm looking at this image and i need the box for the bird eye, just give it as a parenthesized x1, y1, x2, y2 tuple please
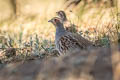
(54, 19, 59, 22)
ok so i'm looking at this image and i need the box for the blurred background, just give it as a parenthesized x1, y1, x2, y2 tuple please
(0, 1, 120, 80)
(0, 0, 120, 49)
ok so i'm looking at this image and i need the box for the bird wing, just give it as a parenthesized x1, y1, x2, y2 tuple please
(56, 32, 94, 54)
(69, 33, 94, 48)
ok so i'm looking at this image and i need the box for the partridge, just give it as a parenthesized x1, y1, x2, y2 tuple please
(56, 10, 78, 33)
(48, 17, 93, 55)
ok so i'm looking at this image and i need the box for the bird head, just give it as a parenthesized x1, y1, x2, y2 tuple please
(56, 10, 67, 22)
(48, 17, 63, 27)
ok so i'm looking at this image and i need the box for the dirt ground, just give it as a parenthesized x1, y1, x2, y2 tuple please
(0, 47, 120, 80)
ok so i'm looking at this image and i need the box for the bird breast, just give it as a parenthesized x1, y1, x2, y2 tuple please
(56, 34, 83, 54)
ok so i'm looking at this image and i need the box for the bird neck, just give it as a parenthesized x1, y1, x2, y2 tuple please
(56, 23, 66, 37)
(63, 17, 67, 22)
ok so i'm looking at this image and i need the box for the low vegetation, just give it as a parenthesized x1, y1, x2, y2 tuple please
(0, 0, 120, 79)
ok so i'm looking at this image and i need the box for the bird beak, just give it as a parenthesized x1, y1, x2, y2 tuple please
(48, 19, 52, 22)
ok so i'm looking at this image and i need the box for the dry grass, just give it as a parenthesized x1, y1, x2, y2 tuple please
(0, 0, 119, 61)
(0, 0, 119, 62)
(0, 0, 120, 80)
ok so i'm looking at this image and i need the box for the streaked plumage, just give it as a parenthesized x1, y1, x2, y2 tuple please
(48, 17, 93, 55)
